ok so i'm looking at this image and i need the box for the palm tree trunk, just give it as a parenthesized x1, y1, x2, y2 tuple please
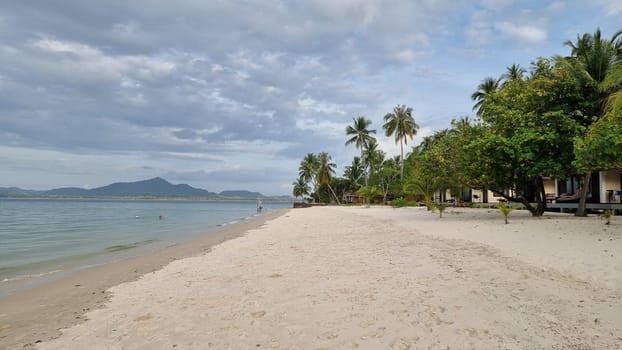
(575, 173, 591, 217)
(361, 146, 368, 206)
(327, 183, 340, 205)
(400, 140, 404, 181)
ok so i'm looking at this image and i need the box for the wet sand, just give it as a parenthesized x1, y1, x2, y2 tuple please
(0, 210, 286, 349)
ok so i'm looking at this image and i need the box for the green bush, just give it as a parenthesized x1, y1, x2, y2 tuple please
(391, 197, 407, 208)
(407, 201, 419, 207)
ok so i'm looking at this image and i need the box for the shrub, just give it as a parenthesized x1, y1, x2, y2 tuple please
(391, 197, 407, 208)
(437, 203, 448, 218)
(497, 202, 513, 224)
(604, 209, 612, 225)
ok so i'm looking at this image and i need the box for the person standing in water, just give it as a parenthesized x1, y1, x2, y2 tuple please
(257, 197, 263, 213)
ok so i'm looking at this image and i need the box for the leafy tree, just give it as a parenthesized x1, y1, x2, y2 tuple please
(383, 104, 419, 181)
(376, 157, 401, 203)
(475, 63, 582, 216)
(356, 185, 382, 207)
(574, 112, 622, 176)
(558, 27, 622, 215)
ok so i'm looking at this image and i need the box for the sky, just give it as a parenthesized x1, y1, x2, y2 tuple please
(0, 1, 620, 195)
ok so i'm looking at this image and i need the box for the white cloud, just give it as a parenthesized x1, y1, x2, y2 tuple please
(590, 0, 622, 15)
(494, 21, 547, 44)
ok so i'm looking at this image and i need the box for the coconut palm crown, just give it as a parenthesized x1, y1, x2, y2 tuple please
(345, 116, 376, 186)
(471, 77, 500, 116)
(383, 104, 419, 181)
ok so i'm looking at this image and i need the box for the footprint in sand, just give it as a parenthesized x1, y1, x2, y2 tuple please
(134, 313, 154, 322)
(251, 311, 266, 318)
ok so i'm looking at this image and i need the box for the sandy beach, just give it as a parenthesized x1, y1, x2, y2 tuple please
(5, 206, 621, 349)
(0, 210, 286, 350)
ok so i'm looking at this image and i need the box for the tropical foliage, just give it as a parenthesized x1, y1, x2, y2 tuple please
(292, 27, 621, 215)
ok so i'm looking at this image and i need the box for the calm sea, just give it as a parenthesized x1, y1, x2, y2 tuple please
(0, 198, 291, 296)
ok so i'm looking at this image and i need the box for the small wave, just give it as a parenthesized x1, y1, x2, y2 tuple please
(1, 269, 63, 283)
(105, 239, 158, 252)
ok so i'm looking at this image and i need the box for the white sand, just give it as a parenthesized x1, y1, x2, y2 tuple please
(38, 207, 622, 349)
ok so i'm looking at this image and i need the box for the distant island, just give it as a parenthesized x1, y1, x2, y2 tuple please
(0, 177, 292, 200)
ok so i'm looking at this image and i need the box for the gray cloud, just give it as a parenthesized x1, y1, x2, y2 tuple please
(0, 1, 619, 194)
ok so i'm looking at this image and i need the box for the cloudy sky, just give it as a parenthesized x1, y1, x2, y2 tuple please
(0, 1, 620, 195)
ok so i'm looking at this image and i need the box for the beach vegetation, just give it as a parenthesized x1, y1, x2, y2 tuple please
(376, 157, 401, 203)
(497, 202, 513, 224)
(356, 185, 382, 206)
(383, 105, 419, 182)
(603, 209, 613, 225)
(471, 77, 500, 116)
(292, 177, 310, 200)
(345, 116, 377, 194)
(317, 152, 340, 204)
(293, 27, 621, 215)
(391, 197, 407, 208)
(557, 28, 622, 216)
(437, 203, 448, 218)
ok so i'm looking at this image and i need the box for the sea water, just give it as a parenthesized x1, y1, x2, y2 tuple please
(0, 198, 291, 296)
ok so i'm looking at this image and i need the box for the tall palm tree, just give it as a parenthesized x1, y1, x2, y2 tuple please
(292, 177, 310, 200)
(471, 77, 500, 116)
(345, 116, 376, 186)
(502, 63, 526, 83)
(383, 104, 419, 181)
(558, 27, 622, 216)
(298, 153, 319, 199)
(317, 152, 340, 204)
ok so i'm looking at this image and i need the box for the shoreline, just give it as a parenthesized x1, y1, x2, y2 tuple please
(33, 206, 621, 349)
(0, 209, 288, 349)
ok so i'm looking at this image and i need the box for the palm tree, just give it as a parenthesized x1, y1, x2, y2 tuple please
(343, 156, 365, 185)
(345, 116, 376, 186)
(471, 77, 500, 116)
(558, 27, 622, 216)
(383, 104, 419, 181)
(292, 177, 310, 200)
(298, 153, 319, 200)
(502, 63, 526, 83)
(362, 139, 384, 182)
(317, 152, 340, 204)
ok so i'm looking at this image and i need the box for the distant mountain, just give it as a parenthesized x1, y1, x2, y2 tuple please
(0, 178, 285, 199)
(82, 177, 218, 197)
(45, 187, 91, 196)
(219, 190, 263, 198)
(0, 187, 44, 196)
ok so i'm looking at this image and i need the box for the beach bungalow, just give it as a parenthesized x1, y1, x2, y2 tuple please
(544, 169, 622, 204)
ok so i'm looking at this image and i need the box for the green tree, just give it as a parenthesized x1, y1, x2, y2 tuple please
(502, 63, 526, 83)
(345, 116, 376, 187)
(558, 27, 622, 215)
(383, 104, 419, 181)
(471, 77, 500, 117)
(475, 61, 582, 216)
(376, 157, 401, 203)
(298, 153, 319, 201)
(292, 177, 310, 200)
(317, 152, 340, 204)
(362, 139, 385, 185)
(343, 156, 365, 187)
